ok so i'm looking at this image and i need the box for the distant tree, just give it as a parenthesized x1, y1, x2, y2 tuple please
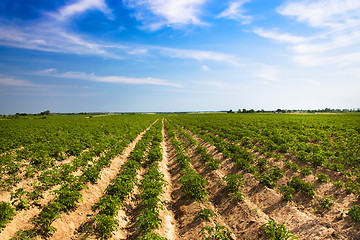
(249, 109, 255, 113)
(242, 109, 247, 113)
(40, 110, 51, 115)
(227, 109, 234, 113)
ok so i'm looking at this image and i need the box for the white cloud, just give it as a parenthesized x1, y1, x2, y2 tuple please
(217, 0, 252, 24)
(156, 47, 242, 66)
(0, 22, 122, 59)
(0, 0, 243, 68)
(0, 76, 37, 87)
(201, 65, 210, 71)
(123, 0, 207, 30)
(253, 28, 308, 44)
(127, 48, 149, 55)
(254, 0, 360, 67)
(0, 21, 242, 66)
(293, 52, 360, 67)
(292, 29, 360, 54)
(0, 75, 52, 90)
(52, 0, 113, 21)
(277, 0, 360, 28)
(35, 69, 182, 87)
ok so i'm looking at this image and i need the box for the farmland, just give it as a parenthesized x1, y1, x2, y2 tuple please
(0, 113, 360, 239)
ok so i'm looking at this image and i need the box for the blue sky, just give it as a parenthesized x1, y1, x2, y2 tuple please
(0, 0, 359, 114)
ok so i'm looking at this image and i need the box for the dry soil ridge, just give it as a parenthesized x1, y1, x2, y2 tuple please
(52, 120, 157, 240)
(181, 125, 344, 239)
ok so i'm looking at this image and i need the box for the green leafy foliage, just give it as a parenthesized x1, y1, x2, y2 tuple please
(148, 147, 162, 163)
(196, 145, 220, 170)
(201, 224, 232, 240)
(223, 174, 245, 201)
(138, 232, 167, 240)
(0, 201, 16, 231)
(288, 177, 315, 198)
(10, 188, 30, 211)
(33, 201, 63, 238)
(196, 208, 216, 222)
(137, 208, 162, 232)
(332, 180, 345, 189)
(180, 169, 208, 201)
(280, 186, 295, 202)
(284, 161, 299, 172)
(348, 205, 360, 222)
(317, 173, 330, 183)
(95, 214, 119, 239)
(300, 166, 313, 176)
(319, 197, 335, 210)
(261, 220, 298, 240)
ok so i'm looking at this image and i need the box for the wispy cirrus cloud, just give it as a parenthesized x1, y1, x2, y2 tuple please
(253, 28, 308, 44)
(35, 68, 182, 87)
(277, 0, 360, 28)
(155, 46, 242, 66)
(0, 20, 241, 67)
(0, 74, 58, 91)
(0, 23, 122, 59)
(201, 65, 210, 71)
(254, 0, 360, 67)
(293, 52, 360, 67)
(123, 0, 207, 30)
(0, 75, 39, 87)
(0, 0, 121, 60)
(217, 0, 252, 24)
(51, 0, 113, 21)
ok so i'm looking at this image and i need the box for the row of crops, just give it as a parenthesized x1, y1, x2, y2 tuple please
(1, 113, 359, 239)
(165, 120, 236, 239)
(165, 119, 299, 239)
(0, 115, 157, 190)
(0, 115, 159, 238)
(168, 113, 360, 225)
(93, 120, 166, 239)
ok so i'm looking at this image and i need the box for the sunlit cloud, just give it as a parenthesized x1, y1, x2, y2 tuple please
(217, 0, 252, 24)
(254, 0, 360, 67)
(35, 69, 182, 87)
(253, 28, 308, 44)
(293, 52, 360, 67)
(0, 22, 122, 59)
(156, 47, 242, 66)
(123, 0, 207, 30)
(0, 75, 39, 87)
(51, 0, 113, 21)
(277, 0, 360, 28)
(201, 65, 210, 71)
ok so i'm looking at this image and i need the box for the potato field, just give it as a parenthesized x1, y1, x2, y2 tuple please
(0, 113, 360, 239)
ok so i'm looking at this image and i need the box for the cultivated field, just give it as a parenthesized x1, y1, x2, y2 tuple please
(0, 113, 359, 239)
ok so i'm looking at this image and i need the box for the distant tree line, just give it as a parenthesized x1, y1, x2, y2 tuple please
(227, 108, 360, 114)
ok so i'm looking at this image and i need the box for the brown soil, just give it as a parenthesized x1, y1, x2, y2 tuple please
(156, 119, 178, 240)
(0, 122, 155, 240)
(183, 127, 360, 240)
(2, 119, 359, 240)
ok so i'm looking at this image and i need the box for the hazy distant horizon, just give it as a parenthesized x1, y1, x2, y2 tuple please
(1, 0, 359, 114)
